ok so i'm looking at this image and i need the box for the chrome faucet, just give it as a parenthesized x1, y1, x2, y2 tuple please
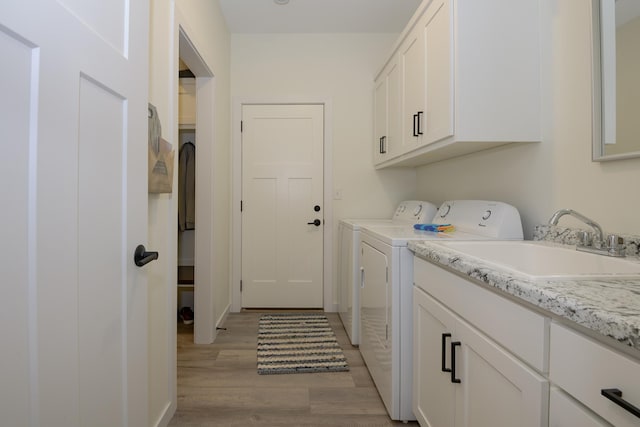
(548, 209, 625, 257)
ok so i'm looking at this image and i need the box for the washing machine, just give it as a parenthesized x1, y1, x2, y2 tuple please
(358, 200, 523, 421)
(337, 200, 437, 346)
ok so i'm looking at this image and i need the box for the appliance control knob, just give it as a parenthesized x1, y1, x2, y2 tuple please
(482, 210, 492, 220)
(440, 204, 451, 218)
(413, 204, 423, 216)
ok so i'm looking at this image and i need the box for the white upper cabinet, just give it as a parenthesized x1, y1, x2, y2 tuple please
(374, 0, 541, 168)
(373, 54, 402, 163)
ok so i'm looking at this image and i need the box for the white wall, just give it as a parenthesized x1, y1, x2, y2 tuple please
(147, 0, 231, 424)
(231, 33, 417, 308)
(415, 0, 640, 239)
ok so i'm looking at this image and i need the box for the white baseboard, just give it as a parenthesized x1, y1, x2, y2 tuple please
(216, 303, 231, 332)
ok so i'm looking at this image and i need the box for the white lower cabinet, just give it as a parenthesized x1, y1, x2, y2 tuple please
(413, 256, 640, 427)
(413, 286, 548, 427)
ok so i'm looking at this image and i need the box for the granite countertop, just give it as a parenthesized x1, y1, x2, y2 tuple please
(408, 239, 640, 354)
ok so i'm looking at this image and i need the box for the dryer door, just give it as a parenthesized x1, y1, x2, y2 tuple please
(360, 241, 393, 415)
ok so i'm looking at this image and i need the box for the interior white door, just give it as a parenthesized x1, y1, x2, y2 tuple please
(241, 104, 324, 308)
(0, 1, 149, 426)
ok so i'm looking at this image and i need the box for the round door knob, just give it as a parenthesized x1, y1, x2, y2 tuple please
(307, 219, 321, 226)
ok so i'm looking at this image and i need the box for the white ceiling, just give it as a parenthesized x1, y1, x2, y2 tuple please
(218, 0, 422, 33)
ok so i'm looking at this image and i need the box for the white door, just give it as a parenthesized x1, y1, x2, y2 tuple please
(241, 104, 324, 308)
(0, 1, 149, 426)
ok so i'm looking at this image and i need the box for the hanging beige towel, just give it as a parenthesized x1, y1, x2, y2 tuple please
(148, 103, 175, 193)
(148, 138, 175, 193)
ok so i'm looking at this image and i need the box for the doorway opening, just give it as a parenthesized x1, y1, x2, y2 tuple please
(177, 28, 216, 344)
(176, 59, 196, 329)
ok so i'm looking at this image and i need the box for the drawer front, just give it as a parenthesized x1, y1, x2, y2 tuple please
(550, 387, 610, 427)
(550, 322, 640, 427)
(414, 257, 548, 372)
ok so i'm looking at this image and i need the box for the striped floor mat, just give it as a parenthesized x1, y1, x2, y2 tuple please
(257, 313, 350, 375)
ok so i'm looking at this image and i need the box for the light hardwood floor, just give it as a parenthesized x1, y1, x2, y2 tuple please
(169, 311, 420, 426)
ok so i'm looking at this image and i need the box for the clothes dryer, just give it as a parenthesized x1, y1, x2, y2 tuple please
(337, 200, 437, 345)
(358, 200, 523, 421)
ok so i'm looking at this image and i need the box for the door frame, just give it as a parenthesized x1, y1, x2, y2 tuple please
(231, 97, 334, 312)
(175, 19, 217, 345)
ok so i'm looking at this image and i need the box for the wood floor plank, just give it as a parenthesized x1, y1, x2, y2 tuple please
(169, 311, 418, 426)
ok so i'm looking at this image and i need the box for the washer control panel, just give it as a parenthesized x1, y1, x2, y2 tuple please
(432, 200, 523, 239)
(392, 200, 438, 224)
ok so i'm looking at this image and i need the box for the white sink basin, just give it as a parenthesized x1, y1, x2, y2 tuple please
(432, 240, 640, 279)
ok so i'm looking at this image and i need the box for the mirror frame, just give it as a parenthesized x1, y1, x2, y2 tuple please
(592, 0, 640, 161)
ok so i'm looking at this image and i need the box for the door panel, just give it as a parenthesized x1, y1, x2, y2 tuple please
(0, 1, 149, 425)
(77, 77, 126, 426)
(0, 26, 34, 427)
(242, 104, 324, 308)
(57, 0, 127, 53)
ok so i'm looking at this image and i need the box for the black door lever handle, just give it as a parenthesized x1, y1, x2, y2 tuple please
(134, 244, 159, 267)
(307, 219, 322, 226)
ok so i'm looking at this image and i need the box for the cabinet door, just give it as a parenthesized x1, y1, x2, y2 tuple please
(422, 0, 453, 146)
(373, 74, 388, 165)
(374, 56, 402, 166)
(454, 319, 549, 427)
(413, 287, 456, 427)
(400, 22, 425, 153)
(386, 58, 402, 159)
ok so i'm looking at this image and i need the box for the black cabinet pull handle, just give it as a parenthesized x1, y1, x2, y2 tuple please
(134, 244, 158, 267)
(307, 219, 321, 226)
(451, 341, 461, 383)
(380, 136, 387, 154)
(442, 333, 451, 372)
(413, 114, 419, 137)
(417, 111, 424, 135)
(601, 388, 640, 418)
